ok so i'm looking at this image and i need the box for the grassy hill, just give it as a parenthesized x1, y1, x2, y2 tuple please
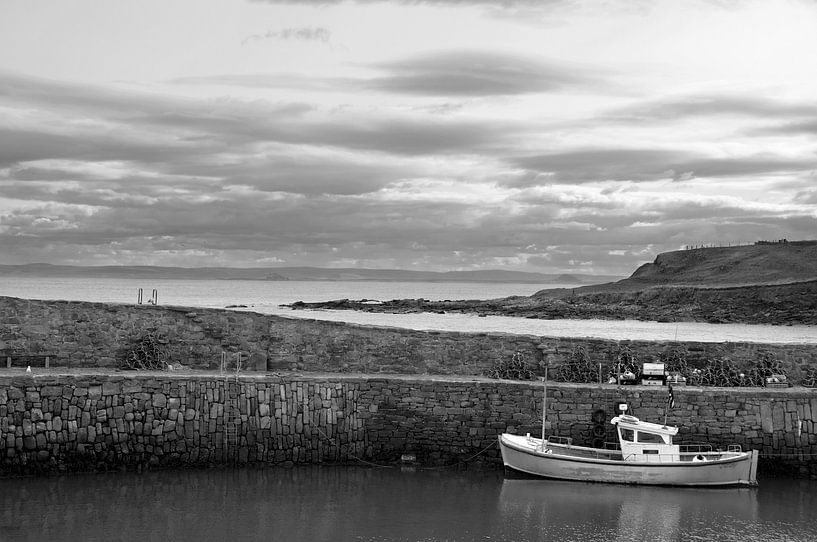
(294, 241, 817, 325)
(624, 241, 817, 287)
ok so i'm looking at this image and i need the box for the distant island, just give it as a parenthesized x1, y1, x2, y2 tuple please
(287, 240, 817, 326)
(0, 263, 621, 285)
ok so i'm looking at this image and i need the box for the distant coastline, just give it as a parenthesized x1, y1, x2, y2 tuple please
(0, 263, 622, 285)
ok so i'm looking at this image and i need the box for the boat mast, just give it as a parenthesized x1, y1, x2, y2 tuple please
(541, 364, 548, 447)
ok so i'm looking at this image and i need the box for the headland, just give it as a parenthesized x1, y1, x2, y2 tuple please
(290, 241, 817, 325)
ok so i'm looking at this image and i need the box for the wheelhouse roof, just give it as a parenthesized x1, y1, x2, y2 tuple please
(611, 415, 679, 436)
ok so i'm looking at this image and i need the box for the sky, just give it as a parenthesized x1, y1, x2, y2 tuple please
(1, 0, 816, 276)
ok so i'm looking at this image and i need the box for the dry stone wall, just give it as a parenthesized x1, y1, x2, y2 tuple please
(1, 372, 815, 478)
(1, 296, 815, 380)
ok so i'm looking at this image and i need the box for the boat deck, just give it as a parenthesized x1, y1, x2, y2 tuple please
(523, 436, 744, 464)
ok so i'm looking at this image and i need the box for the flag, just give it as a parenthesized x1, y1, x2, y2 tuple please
(667, 384, 675, 409)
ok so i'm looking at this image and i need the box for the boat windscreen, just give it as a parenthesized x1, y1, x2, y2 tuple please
(637, 432, 666, 444)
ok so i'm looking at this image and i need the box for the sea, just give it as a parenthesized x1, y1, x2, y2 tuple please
(2, 276, 817, 541)
(1, 276, 816, 344)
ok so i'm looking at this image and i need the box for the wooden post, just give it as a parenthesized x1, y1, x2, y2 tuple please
(5, 356, 10, 369)
(45, 356, 50, 369)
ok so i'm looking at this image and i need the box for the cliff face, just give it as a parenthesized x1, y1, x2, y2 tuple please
(626, 241, 817, 287)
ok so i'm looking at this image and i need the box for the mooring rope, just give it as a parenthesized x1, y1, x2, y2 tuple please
(290, 400, 500, 470)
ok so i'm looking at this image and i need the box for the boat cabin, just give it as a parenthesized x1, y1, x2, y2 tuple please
(611, 415, 680, 462)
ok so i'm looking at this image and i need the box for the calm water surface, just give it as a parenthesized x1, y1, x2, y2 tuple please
(2, 277, 816, 344)
(0, 467, 814, 541)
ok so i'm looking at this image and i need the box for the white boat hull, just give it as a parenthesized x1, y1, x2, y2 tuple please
(499, 434, 759, 487)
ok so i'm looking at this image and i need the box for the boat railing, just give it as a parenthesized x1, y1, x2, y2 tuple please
(726, 444, 743, 453)
(546, 435, 573, 446)
(679, 443, 714, 454)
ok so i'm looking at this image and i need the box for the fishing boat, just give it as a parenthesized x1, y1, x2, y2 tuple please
(498, 376, 759, 487)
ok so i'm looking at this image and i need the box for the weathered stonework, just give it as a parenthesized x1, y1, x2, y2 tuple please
(1, 372, 815, 478)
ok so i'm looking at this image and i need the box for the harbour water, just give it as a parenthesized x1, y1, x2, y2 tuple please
(2, 277, 816, 344)
(0, 466, 814, 541)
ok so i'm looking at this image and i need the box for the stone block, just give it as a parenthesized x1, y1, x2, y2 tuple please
(102, 382, 120, 396)
(41, 386, 62, 397)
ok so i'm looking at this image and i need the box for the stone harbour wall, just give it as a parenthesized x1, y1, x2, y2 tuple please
(1, 372, 815, 478)
(1, 296, 816, 381)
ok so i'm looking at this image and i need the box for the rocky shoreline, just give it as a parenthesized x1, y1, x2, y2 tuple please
(285, 279, 817, 326)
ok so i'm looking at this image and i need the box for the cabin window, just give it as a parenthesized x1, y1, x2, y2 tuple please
(636, 432, 665, 444)
(620, 428, 634, 442)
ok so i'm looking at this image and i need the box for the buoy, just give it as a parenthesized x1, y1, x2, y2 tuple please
(26, 366, 31, 373)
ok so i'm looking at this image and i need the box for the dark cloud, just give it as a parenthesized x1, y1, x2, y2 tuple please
(753, 119, 817, 136)
(794, 187, 817, 204)
(367, 50, 603, 96)
(508, 148, 817, 184)
(0, 128, 193, 168)
(2, 71, 527, 161)
(163, 153, 413, 195)
(174, 50, 606, 98)
(607, 95, 817, 123)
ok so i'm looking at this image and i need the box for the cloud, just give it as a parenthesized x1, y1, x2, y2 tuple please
(242, 27, 332, 45)
(1, 66, 814, 274)
(606, 94, 817, 123)
(367, 50, 605, 97)
(174, 49, 607, 98)
(507, 148, 817, 184)
(247, 0, 576, 6)
(753, 119, 817, 136)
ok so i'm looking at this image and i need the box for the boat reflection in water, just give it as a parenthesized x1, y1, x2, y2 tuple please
(499, 475, 764, 542)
